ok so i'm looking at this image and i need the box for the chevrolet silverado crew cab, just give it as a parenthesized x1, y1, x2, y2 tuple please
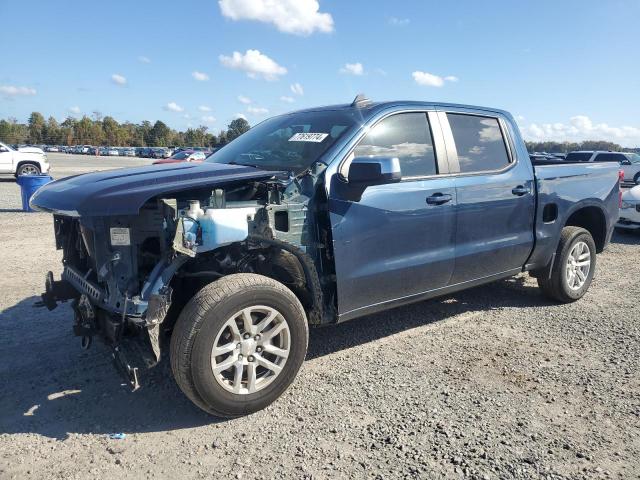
(0, 141, 50, 176)
(31, 97, 620, 417)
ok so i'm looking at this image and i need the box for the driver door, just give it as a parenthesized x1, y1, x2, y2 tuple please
(328, 112, 457, 321)
(0, 144, 13, 173)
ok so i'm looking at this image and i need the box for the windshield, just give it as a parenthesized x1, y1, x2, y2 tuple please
(207, 110, 362, 173)
(626, 153, 640, 164)
(172, 151, 190, 160)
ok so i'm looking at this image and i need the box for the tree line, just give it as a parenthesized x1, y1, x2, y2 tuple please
(0, 112, 251, 147)
(524, 140, 629, 153)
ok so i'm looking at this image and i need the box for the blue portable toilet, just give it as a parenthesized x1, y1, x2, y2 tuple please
(16, 175, 53, 212)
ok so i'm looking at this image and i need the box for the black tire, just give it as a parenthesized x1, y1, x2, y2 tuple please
(16, 163, 41, 176)
(537, 226, 596, 303)
(170, 273, 308, 418)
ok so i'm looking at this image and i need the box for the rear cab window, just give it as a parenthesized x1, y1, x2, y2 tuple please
(352, 112, 437, 178)
(565, 152, 594, 162)
(446, 113, 511, 173)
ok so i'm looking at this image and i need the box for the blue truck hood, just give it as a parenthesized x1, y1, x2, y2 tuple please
(30, 162, 276, 216)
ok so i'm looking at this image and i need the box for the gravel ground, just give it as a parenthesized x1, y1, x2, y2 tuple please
(0, 154, 639, 479)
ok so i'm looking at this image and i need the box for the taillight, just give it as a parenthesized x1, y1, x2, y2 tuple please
(619, 170, 624, 208)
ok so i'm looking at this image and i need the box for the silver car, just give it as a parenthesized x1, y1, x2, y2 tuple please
(617, 185, 640, 230)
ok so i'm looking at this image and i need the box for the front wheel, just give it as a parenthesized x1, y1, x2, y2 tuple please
(16, 163, 41, 176)
(537, 226, 596, 302)
(170, 274, 308, 417)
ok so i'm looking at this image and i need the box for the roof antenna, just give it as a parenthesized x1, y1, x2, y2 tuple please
(351, 94, 372, 108)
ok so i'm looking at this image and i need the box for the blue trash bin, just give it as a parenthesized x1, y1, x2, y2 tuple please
(16, 175, 53, 212)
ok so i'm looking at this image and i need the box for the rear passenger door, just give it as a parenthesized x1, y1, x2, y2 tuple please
(329, 111, 457, 319)
(440, 111, 535, 284)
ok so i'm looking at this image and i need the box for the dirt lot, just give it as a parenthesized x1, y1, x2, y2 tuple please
(0, 154, 638, 479)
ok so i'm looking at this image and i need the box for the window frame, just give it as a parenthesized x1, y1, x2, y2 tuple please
(439, 110, 516, 177)
(337, 109, 451, 182)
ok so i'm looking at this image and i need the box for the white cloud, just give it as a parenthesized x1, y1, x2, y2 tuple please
(219, 49, 287, 81)
(192, 71, 210, 81)
(68, 106, 81, 114)
(521, 115, 640, 147)
(218, 0, 334, 36)
(198, 105, 212, 112)
(388, 16, 410, 26)
(237, 95, 252, 104)
(164, 102, 184, 112)
(340, 62, 364, 76)
(412, 71, 458, 87)
(0, 85, 37, 96)
(290, 83, 304, 96)
(138, 56, 151, 64)
(247, 106, 269, 115)
(234, 113, 248, 120)
(183, 113, 191, 119)
(280, 96, 295, 103)
(111, 74, 127, 86)
(201, 115, 217, 123)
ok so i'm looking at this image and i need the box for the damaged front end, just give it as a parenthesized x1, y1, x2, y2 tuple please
(37, 171, 331, 389)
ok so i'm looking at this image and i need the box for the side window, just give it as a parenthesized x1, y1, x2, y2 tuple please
(353, 113, 437, 177)
(447, 114, 511, 173)
(594, 153, 624, 163)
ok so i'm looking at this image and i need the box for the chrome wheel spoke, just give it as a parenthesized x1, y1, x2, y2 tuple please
(213, 341, 237, 357)
(213, 354, 237, 373)
(232, 363, 244, 394)
(241, 308, 254, 334)
(247, 362, 257, 393)
(254, 309, 278, 333)
(262, 321, 286, 342)
(565, 241, 591, 290)
(255, 354, 282, 374)
(263, 343, 289, 359)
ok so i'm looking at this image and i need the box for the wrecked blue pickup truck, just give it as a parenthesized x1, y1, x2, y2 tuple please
(32, 97, 620, 417)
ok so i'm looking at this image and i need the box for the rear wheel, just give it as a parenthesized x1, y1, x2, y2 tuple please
(537, 226, 596, 302)
(16, 163, 41, 176)
(170, 273, 308, 417)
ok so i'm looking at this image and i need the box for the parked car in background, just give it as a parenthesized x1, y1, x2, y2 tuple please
(107, 147, 120, 156)
(565, 151, 640, 184)
(32, 99, 620, 417)
(153, 149, 207, 165)
(617, 185, 640, 231)
(122, 148, 136, 157)
(87, 147, 98, 155)
(0, 141, 50, 176)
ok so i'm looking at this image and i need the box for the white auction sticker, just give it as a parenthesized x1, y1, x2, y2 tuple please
(110, 227, 131, 246)
(288, 132, 329, 143)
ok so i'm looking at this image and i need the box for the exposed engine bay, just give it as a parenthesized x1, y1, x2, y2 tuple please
(40, 171, 335, 388)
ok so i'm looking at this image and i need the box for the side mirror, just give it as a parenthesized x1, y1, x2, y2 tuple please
(621, 160, 631, 166)
(347, 156, 401, 186)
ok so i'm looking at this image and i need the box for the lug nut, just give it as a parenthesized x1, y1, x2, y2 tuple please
(254, 334, 261, 341)
(248, 355, 255, 362)
(238, 354, 243, 360)
(236, 343, 241, 349)
(256, 346, 263, 353)
(243, 333, 251, 339)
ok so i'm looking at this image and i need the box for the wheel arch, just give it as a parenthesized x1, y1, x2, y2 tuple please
(563, 204, 608, 253)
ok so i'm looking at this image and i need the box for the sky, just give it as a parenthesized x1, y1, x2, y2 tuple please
(1, 0, 639, 146)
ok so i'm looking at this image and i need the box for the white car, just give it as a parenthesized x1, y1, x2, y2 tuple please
(0, 142, 50, 176)
(617, 185, 640, 230)
(565, 151, 640, 184)
(107, 147, 120, 156)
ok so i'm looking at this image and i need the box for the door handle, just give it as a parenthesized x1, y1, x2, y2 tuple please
(426, 193, 452, 205)
(511, 185, 530, 196)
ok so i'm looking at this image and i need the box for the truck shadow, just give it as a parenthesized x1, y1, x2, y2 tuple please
(610, 229, 640, 245)
(0, 276, 552, 439)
